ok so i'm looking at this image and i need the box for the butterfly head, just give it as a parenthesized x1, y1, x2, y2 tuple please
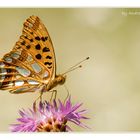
(56, 74, 66, 85)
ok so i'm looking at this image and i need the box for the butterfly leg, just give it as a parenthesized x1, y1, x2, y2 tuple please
(49, 90, 57, 102)
(33, 91, 43, 112)
(64, 84, 70, 104)
(33, 85, 45, 112)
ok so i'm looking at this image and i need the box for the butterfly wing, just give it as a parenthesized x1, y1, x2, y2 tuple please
(0, 15, 56, 93)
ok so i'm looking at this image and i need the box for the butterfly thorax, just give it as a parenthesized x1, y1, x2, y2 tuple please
(45, 74, 66, 91)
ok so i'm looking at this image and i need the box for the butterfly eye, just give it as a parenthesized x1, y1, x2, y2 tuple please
(59, 79, 65, 85)
(56, 75, 66, 85)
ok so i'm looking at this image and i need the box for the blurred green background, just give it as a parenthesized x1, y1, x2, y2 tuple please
(0, 8, 140, 132)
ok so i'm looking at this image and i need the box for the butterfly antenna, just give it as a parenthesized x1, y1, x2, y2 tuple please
(62, 57, 90, 75)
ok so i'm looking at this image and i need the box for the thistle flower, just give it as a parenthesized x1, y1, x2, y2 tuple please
(10, 97, 89, 132)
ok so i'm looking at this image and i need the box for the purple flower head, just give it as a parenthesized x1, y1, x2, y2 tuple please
(10, 97, 89, 132)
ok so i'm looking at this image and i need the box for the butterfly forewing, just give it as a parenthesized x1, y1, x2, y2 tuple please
(0, 16, 56, 94)
(21, 16, 56, 79)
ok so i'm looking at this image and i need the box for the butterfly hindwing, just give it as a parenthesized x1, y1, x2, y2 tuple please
(0, 60, 41, 93)
(0, 15, 56, 94)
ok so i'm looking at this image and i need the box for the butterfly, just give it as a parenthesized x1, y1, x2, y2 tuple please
(0, 15, 67, 94)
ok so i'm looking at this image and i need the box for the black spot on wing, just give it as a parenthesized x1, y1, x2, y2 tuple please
(41, 37, 45, 42)
(46, 56, 52, 59)
(45, 37, 48, 40)
(7, 69, 12, 73)
(48, 66, 52, 69)
(35, 44, 41, 50)
(5, 75, 10, 79)
(35, 36, 40, 41)
(26, 45, 31, 49)
(30, 39, 33, 42)
(1, 81, 9, 87)
(36, 54, 42, 59)
(44, 62, 52, 66)
(21, 41, 26, 45)
(43, 47, 50, 52)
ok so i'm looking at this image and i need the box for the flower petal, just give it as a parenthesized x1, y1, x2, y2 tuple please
(10, 96, 89, 132)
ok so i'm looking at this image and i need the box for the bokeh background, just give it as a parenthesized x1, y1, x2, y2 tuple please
(0, 8, 140, 132)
